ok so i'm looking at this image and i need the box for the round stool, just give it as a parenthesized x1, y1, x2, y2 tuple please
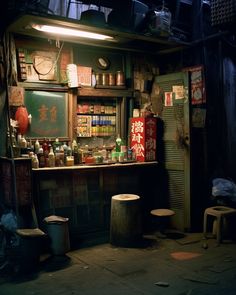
(203, 206, 236, 245)
(110, 194, 142, 247)
(150, 209, 175, 237)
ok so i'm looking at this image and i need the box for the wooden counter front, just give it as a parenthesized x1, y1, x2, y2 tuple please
(32, 161, 159, 247)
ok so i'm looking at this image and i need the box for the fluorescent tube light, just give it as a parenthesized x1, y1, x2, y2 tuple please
(32, 24, 114, 41)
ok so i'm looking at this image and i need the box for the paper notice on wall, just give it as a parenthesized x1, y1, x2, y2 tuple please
(192, 108, 206, 128)
(183, 65, 206, 105)
(172, 85, 184, 100)
(8, 86, 24, 106)
(164, 92, 173, 106)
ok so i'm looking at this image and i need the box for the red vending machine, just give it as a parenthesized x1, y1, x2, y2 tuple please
(130, 117, 157, 162)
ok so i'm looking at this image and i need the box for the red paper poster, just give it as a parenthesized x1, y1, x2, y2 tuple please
(130, 117, 157, 162)
(164, 92, 173, 106)
(184, 65, 206, 105)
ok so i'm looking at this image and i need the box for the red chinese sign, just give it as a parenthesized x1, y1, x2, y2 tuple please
(130, 117, 157, 162)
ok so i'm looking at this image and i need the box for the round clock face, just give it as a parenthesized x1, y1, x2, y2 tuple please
(33, 55, 54, 75)
(96, 56, 110, 70)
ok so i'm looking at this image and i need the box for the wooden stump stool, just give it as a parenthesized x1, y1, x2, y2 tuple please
(150, 209, 175, 237)
(110, 194, 142, 247)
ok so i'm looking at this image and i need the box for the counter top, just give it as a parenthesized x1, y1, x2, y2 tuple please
(32, 161, 158, 172)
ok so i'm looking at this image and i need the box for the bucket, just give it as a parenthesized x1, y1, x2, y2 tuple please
(44, 215, 70, 255)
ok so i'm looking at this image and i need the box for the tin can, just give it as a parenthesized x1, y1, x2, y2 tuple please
(108, 73, 116, 86)
(116, 71, 125, 86)
(102, 73, 109, 86)
(127, 148, 133, 160)
(95, 73, 102, 85)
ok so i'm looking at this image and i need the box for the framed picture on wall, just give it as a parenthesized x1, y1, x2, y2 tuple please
(24, 90, 69, 139)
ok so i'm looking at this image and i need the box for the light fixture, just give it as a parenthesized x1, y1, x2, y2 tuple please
(31, 24, 114, 41)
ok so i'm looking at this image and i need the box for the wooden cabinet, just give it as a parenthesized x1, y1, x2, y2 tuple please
(0, 157, 32, 207)
(73, 87, 133, 147)
(32, 162, 158, 247)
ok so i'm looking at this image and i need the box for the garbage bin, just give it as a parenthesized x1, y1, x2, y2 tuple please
(44, 215, 70, 255)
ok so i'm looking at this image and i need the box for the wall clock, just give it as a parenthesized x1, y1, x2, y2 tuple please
(96, 56, 110, 70)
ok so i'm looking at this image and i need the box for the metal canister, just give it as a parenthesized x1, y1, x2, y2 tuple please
(108, 73, 116, 86)
(116, 71, 125, 86)
(102, 73, 109, 86)
(95, 73, 102, 86)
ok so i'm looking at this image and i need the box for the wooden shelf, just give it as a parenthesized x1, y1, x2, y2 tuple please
(7, 14, 189, 55)
(78, 87, 133, 97)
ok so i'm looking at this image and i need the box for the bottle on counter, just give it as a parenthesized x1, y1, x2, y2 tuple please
(38, 146, 45, 168)
(73, 142, 83, 165)
(32, 154, 39, 169)
(62, 142, 68, 163)
(20, 135, 27, 148)
(42, 138, 49, 156)
(82, 145, 89, 163)
(100, 146, 107, 160)
(55, 146, 61, 167)
(48, 147, 55, 167)
(115, 134, 122, 153)
(67, 143, 72, 156)
(34, 139, 40, 154)
(71, 139, 77, 151)
(53, 137, 61, 152)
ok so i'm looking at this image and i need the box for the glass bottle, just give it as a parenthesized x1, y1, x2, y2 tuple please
(38, 146, 45, 168)
(53, 137, 61, 152)
(32, 154, 39, 169)
(34, 139, 40, 154)
(48, 147, 55, 167)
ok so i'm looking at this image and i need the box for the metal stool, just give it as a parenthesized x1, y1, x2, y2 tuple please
(203, 206, 236, 245)
(150, 209, 175, 237)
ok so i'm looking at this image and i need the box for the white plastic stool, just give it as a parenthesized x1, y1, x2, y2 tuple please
(203, 206, 236, 244)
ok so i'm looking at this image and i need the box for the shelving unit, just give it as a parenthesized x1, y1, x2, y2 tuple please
(73, 85, 133, 146)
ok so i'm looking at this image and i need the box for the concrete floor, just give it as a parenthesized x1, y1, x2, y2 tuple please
(0, 232, 236, 295)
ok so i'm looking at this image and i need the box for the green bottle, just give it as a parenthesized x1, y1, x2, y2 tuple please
(115, 134, 122, 152)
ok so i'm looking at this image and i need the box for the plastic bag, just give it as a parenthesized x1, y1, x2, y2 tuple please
(212, 178, 236, 202)
(0, 211, 17, 232)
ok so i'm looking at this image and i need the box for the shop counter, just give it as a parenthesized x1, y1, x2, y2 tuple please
(32, 161, 160, 247)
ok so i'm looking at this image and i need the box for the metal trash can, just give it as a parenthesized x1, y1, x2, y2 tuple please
(44, 215, 70, 255)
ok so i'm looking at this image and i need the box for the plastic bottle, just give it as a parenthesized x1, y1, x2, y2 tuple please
(115, 134, 122, 152)
(100, 146, 107, 160)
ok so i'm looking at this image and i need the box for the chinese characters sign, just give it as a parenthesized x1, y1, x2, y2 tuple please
(24, 91, 68, 138)
(130, 117, 157, 162)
